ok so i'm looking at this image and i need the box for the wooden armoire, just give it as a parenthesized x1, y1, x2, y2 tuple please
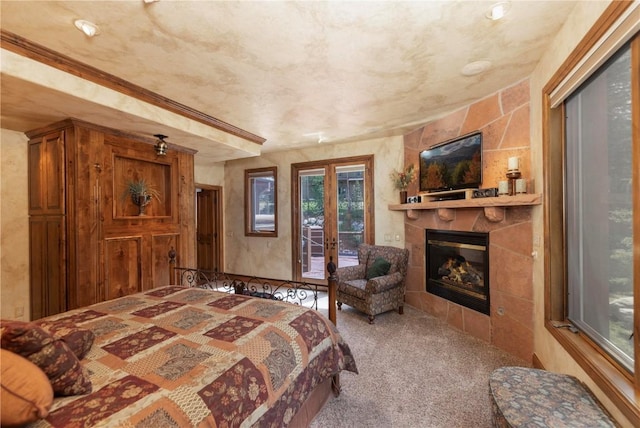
(27, 119, 195, 319)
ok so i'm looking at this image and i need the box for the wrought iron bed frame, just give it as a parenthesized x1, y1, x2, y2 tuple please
(168, 250, 338, 326)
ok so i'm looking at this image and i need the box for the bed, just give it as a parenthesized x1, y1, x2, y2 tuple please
(1, 264, 357, 427)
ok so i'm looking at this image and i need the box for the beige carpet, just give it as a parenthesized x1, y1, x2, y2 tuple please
(310, 303, 529, 428)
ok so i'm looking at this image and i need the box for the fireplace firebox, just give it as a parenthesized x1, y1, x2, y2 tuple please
(426, 229, 489, 315)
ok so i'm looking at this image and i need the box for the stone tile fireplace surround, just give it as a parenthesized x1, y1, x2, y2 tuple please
(401, 79, 534, 362)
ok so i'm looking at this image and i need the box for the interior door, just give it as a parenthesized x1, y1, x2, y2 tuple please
(292, 156, 374, 282)
(196, 187, 222, 271)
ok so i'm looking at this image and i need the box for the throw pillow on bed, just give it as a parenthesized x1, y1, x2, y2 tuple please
(0, 320, 92, 396)
(0, 348, 53, 426)
(35, 320, 95, 359)
(366, 257, 391, 279)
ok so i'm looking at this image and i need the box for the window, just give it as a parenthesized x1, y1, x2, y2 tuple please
(245, 167, 277, 237)
(565, 43, 634, 372)
(543, 3, 639, 424)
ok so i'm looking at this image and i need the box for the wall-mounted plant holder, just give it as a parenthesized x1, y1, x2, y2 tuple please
(124, 179, 158, 216)
(115, 156, 172, 218)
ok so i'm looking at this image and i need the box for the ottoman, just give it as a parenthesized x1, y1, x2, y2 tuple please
(489, 366, 618, 427)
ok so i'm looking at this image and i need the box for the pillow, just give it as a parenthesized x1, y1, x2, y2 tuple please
(366, 257, 391, 279)
(35, 320, 95, 359)
(0, 320, 92, 396)
(1, 349, 53, 426)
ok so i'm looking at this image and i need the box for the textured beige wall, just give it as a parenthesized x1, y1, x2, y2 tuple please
(195, 161, 225, 186)
(0, 128, 30, 321)
(221, 136, 406, 279)
(529, 1, 631, 426)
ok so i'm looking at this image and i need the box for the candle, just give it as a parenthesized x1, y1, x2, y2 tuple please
(508, 156, 519, 171)
(515, 179, 527, 194)
(498, 180, 509, 196)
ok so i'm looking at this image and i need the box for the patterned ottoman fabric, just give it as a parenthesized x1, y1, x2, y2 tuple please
(489, 367, 618, 428)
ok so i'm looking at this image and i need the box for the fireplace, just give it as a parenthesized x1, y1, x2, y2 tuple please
(426, 229, 490, 315)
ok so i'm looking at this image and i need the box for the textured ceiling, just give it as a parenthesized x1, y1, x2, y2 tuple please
(0, 1, 579, 163)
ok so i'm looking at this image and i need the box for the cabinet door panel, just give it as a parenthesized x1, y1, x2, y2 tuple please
(152, 234, 179, 288)
(29, 216, 66, 319)
(28, 132, 65, 215)
(104, 238, 142, 300)
(29, 219, 46, 320)
(44, 133, 65, 213)
(28, 142, 45, 213)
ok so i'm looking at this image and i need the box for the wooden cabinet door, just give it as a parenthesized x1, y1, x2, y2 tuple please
(28, 129, 67, 320)
(104, 237, 142, 300)
(152, 234, 180, 288)
(29, 216, 66, 319)
(28, 131, 65, 215)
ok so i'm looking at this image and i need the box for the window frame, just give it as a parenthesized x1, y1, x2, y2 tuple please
(542, 2, 639, 425)
(244, 166, 278, 237)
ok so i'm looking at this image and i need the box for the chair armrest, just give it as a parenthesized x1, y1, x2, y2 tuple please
(336, 264, 366, 282)
(366, 271, 404, 293)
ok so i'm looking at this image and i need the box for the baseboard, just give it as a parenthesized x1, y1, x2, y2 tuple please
(532, 353, 545, 369)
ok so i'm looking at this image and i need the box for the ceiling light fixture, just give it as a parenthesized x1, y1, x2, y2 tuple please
(153, 134, 169, 155)
(486, 1, 511, 20)
(303, 132, 327, 144)
(74, 19, 100, 37)
(461, 60, 492, 76)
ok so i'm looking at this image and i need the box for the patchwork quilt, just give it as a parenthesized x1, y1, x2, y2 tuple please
(29, 286, 358, 427)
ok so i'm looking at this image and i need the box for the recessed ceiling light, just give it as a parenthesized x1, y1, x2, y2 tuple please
(486, 1, 511, 20)
(74, 19, 100, 37)
(461, 60, 492, 76)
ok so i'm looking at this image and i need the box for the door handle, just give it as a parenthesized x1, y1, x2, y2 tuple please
(325, 238, 337, 250)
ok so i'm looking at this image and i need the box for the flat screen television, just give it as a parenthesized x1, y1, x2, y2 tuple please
(419, 131, 482, 193)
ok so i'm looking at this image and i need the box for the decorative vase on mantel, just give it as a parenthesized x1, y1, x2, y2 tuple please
(131, 193, 152, 216)
(391, 164, 415, 205)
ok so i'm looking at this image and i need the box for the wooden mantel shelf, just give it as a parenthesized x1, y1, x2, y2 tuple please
(388, 193, 542, 222)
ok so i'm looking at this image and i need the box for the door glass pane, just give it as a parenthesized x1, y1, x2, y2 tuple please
(336, 165, 364, 270)
(300, 169, 325, 280)
(565, 43, 634, 372)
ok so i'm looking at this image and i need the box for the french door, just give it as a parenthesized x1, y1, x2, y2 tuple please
(292, 155, 374, 283)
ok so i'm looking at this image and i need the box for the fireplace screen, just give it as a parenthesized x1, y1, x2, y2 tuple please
(426, 230, 489, 315)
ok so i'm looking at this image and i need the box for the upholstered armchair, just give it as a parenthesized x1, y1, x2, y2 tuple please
(336, 244, 409, 324)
